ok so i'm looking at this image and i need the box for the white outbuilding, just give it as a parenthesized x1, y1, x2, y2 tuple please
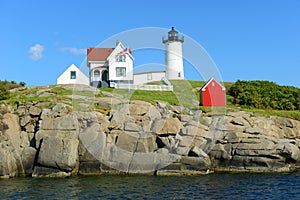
(57, 64, 89, 85)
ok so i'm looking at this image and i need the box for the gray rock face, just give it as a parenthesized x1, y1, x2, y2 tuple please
(2, 113, 22, 150)
(0, 136, 19, 178)
(32, 104, 80, 177)
(21, 147, 36, 174)
(1, 95, 300, 177)
(37, 136, 79, 171)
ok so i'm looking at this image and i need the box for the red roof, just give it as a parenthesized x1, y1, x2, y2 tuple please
(87, 48, 114, 61)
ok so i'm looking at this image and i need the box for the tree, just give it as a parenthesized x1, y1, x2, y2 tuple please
(19, 81, 26, 87)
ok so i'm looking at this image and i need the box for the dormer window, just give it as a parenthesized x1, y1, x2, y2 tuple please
(70, 71, 76, 79)
(116, 54, 126, 62)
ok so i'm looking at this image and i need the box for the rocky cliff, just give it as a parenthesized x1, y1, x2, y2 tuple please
(0, 85, 299, 178)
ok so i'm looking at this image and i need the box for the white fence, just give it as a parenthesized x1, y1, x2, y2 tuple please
(114, 84, 173, 91)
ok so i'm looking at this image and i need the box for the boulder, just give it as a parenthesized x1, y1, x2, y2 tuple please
(124, 122, 141, 132)
(210, 143, 232, 160)
(278, 127, 297, 139)
(189, 146, 209, 158)
(279, 142, 300, 162)
(40, 114, 78, 130)
(96, 97, 123, 108)
(115, 131, 138, 152)
(129, 103, 150, 116)
(231, 116, 250, 127)
(37, 136, 79, 171)
(29, 106, 41, 116)
(151, 118, 165, 134)
(180, 156, 211, 171)
(199, 116, 211, 127)
(136, 132, 157, 153)
(236, 140, 275, 150)
(35, 130, 78, 147)
(166, 104, 180, 114)
(127, 152, 181, 173)
(20, 131, 30, 148)
(173, 146, 190, 156)
(230, 155, 290, 172)
(158, 118, 181, 135)
(101, 142, 134, 172)
(50, 103, 69, 117)
(178, 135, 194, 147)
(273, 116, 295, 128)
(180, 125, 198, 136)
(244, 126, 262, 135)
(21, 147, 36, 174)
(148, 105, 161, 121)
(2, 113, 21, 150)
(0, 138, 18, 178)
(108, 110, 125, 130)
(25, 123, 35, 133)
(79, 123, 107, 165)
(20, 115, 31, 127)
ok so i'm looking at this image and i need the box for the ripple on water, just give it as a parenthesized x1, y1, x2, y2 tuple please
(0, 172, 299, 199)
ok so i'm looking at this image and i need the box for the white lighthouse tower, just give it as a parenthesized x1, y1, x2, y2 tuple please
(163, 27, 184, 80)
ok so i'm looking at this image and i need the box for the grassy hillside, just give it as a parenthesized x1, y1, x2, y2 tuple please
(102, 80, 300, 120)
(0, 79, 299, 120)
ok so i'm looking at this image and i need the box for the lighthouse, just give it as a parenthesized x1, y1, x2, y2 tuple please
(163, 27, 184, 80)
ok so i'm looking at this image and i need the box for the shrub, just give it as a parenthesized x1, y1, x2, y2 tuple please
(0, 83, 9, 100)
(228, 80, 300, 111)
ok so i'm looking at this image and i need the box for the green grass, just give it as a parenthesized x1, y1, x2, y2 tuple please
(99, 87, 114, 93)
(240, 107, 300, 120)
(49, 86, 72, 95)
(1, 81, 299, 121)
(145, 81, 165, 85)
(131, 90, 179, 105)
(187, 80, 206, 88)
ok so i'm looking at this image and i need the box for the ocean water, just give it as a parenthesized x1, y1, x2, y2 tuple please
(1, 172, 299, 199)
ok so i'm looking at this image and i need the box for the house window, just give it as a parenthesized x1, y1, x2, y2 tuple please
(116, 54, 126, 62)
(70, 71, 76, 79)
(178, 72, 181, 78)
(94, 70, 100, 78)
(116, 67, 126, 77)
(147, 73, 152, 80)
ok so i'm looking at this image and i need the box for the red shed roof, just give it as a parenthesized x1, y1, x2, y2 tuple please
(87, 48, 114, 61)
(201, 78, 225, 91)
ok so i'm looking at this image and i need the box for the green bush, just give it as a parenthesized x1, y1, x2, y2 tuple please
(0, 83, 9, 100)
(228, 80, 300, 111)
(0, 80, 26, 100)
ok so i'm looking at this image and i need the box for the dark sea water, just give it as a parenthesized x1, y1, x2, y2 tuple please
(1, 172, 299, 200)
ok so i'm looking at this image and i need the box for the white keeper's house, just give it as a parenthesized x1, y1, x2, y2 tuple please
(87, 41, 134, 88)
(57, 27, 185, 91)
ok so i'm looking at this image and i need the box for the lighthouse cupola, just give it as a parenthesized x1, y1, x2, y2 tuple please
(163, 26, 184, 43)
(162, 27, 184, 80)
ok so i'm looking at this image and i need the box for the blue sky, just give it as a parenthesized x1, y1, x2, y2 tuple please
(0, 0, 299, 87)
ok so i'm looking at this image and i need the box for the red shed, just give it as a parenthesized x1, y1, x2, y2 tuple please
(200, 78, 226, 106)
